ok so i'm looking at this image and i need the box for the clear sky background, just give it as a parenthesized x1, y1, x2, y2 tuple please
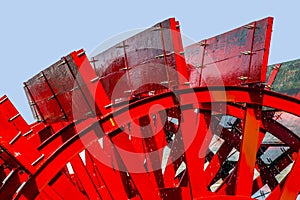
(1, 1, 299, 122)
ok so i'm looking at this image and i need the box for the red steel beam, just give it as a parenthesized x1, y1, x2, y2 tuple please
(0, 96, 44, 173)
(86, 141, 130, 199)
(83, 151, 112, 200)
(266, 64, 281, 88)
(268, 151, 300, 200)
(48, 173, 88, 200)
(235, 106, 262, 196)
(70, 155, 102, 199)
(110, 133, 162, 200)
(11, 86, 300, 199)
(180, 109, 211, 198)
(70, 49, 112, 116)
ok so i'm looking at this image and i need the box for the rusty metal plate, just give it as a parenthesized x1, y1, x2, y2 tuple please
(91, 18, 187, 100)
(267, 59, 300, 98)
(185, 17, 273, 87)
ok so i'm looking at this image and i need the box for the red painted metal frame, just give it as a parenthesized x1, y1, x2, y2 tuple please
(1, 17, 299, 200)
(8, 86, 300, 199)
(1, 89, 299, 199)
(0, 96, 44, 173)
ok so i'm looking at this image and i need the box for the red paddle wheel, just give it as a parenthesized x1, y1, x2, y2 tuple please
(0, 17, 299, 199)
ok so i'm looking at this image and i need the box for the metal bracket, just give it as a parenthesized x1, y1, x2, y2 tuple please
(9, 132, 22, 145)
(9, 114, 20, 122)
(105, 103, 113, 109)
(90, 76, 100, 83)
(56, 60, 66, 67)
(152, 27, 161, 31)
(31, 154, 45, 166)
(272, 64, 281, 70)
(119, 67, 132, 71)
(238, 76, 248, 81)
(194, 64, 205, 69)
(77, 50, 85, 57)
(0, 96, 8, 104)
(124, 90, 134, 94)
(199, 41, 208, 47)
(23, 130, 33, 137)
(155, 54, 164, 59)
(244, 24, 255, 29)
(116, 44, 129, 49)
(241, 51, 254, 55)
(48, 95, 56, 101)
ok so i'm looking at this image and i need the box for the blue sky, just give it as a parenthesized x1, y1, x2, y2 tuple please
(1, 1, 300, 122)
